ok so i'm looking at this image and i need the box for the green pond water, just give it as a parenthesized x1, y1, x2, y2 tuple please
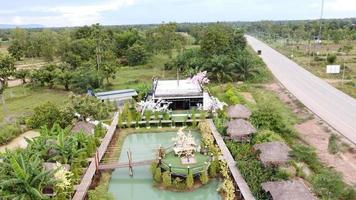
(108, 131, 222, 200)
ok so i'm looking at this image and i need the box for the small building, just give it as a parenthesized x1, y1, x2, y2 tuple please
(227, 119, 256, 142)
(253, 141, 291, 167)
(95, 89, 137, 106)
(71, 121, 95, 135)
(227, 104, 252, 119)
(151, 79, 208, 110)
(262, 179, 316, 200)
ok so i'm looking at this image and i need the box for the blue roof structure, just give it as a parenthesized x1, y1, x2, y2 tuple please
(95, 89, 137, 101)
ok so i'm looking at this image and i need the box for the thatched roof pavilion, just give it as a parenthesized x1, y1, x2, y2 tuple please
(253, 141, 291, 166)
(227, 104, 252, 119)
(71, 121, 95, 135)
(262, 179, 316, 200)
(227, 119, 256, 141)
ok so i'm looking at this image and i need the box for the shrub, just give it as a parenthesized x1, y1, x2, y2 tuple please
(163, 112, 170, 120)
(68, 94, 113, 120)
(127, 111, 133, 128)
(0, 123, 22, 145)
(200, 170, 209, 185)
(162, 171, 171, 187)
(173, 177, 186, 190)
(251, 91, 297, 142)
(224, 88, 246, 105)
(252, 130, 284, 144)
(154, 167, 162, 183)
(126, 43, 149, 66)
(327, 54, 337, 64)
(145, 110, 151, 122)
(237, 160, 272, 199)
(273, 168, 291, 180)
(220, 179, 236, 200)
(213, 117, 227, 136)
(154, 111, 159, 120)
(88, 173, 114, 200)
(209, 160, 219, 177)
(191, 108, 197, 127)
(328, 134, 339, 154)
(150, 161, 158, 175)
(26, 102, 61, 129)
(311, 169, 345, 200)
(291, 144, 322, 172)
(186, 171, 194, 189)
(226, 141, 256, 161)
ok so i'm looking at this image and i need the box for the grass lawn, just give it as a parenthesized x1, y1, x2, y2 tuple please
(104, 54, 178, 91)
(0, 85, 69, 122)
(161, 151, 210, 175)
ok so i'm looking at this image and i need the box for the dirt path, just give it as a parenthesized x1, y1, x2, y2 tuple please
(265, 82, 356, 185)
(0, 130, 40, 152)
(296, 119, 356, 185)
(8, 79, 23, 87)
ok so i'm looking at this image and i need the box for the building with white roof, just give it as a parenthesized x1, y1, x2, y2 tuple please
(151, 79, 209, 110)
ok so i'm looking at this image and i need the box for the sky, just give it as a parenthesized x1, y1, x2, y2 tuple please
(0, 0, 355, 27)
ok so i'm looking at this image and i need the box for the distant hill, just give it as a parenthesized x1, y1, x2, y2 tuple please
(0, 24, 44, 29)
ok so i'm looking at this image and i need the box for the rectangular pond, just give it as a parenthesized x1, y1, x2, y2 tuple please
(108, 131, 222, 200)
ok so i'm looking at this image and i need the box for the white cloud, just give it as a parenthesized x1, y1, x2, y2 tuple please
(11, 16, 23, 24)
(0, 0, 136, 27)
(324, 0, 356, 12)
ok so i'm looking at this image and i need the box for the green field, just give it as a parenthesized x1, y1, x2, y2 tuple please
(0, 86, 69, 123)
(104, 54, 177, 91)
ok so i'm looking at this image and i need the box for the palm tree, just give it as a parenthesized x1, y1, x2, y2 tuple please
(0, 151, 57, 199)
(230, 56, 259, 81)
(203, 55, 234, 83)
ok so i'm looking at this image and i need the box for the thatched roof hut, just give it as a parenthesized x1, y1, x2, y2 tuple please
(262, 179, 316, 200)
(227, 119, 256, 141)
(43, 162, 70, 171)
(71, 121, 95, 135)
(253, 141, 291, 166)
(227, 104, 252, 119)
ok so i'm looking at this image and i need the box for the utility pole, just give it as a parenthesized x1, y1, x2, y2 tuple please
(341, 53, 346, 87)
(318, 0, 324, 43)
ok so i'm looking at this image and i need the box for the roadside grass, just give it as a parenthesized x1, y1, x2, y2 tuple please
(267, 40, 356, 98)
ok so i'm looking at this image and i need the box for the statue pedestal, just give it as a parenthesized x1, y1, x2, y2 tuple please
(181, 156, 197, 165)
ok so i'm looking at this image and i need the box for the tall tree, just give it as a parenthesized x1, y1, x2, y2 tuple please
(146, 23, 186, 57)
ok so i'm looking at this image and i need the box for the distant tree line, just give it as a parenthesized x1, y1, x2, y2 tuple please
(241, 18, 356, 43)
(0, 23, 187, 93)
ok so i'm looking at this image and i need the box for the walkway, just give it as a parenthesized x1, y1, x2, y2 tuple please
(246, 35, 356, 144)
(72, 112, 119, 200)
(98, 159, 154, 170)
(207, 119, 255, 200)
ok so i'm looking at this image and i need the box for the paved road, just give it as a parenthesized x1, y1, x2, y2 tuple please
(246, 35, 356, 144)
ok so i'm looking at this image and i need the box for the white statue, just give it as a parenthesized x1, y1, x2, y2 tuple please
(172, 127, 196, 158)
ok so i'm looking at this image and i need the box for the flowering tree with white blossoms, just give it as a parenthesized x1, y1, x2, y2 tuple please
(207, 96, 227, 113)
(138, 98, 172, 114)
(189, 71, 210, 85)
